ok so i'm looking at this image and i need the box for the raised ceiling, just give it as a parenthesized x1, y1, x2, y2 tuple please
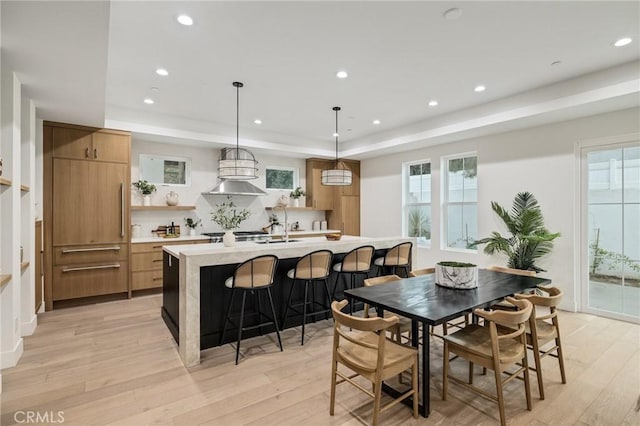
(2, 1, 639, 159)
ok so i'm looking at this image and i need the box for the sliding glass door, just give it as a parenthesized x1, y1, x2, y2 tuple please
(583, 141, 640, 322)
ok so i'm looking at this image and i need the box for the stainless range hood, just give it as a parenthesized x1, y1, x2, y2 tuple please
(202, 180, 267, 196)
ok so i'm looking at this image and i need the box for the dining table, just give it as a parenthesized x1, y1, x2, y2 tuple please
(344, 268, 552, 417)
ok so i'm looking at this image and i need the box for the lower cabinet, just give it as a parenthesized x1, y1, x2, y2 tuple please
(131, 240, 209, 291)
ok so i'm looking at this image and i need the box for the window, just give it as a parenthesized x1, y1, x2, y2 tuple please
(139, 154, 191, 186)
(403, 161, 431, 247)
(265, 166, 297, 190)
(443, 154, 477, 250)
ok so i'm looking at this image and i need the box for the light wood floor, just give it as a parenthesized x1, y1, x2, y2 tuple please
(1, 295, 638, 426)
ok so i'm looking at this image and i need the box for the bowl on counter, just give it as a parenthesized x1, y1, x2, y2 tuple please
(325, 233, 342, 241)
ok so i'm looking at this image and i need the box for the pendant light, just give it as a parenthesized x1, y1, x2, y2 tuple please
(321, 106, 352, 186)
(218, 81, 259, 180)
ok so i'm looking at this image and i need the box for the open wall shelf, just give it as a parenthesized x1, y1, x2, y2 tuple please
(131, 205, 196, 211)
(0, 177, 12, 187)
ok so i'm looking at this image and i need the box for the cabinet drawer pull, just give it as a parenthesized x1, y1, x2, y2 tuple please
(152, 245, 163, 249)
(152, 259, 163, 263)
(94, 148, 98, 159)
(62, 264, 120, 273)
(85, 147, 90, 158)
(62, 246, 121, 253)
(152, 277, 163, 281)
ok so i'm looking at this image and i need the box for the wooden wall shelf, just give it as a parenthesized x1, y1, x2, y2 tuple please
(0, 177, 12, 187)
(0, 274, 11, 288)
(20, 184, 30, 192)
(131, 205, 196, 211)
(21, 261, 30, 271)
(265, 206, 327, 211)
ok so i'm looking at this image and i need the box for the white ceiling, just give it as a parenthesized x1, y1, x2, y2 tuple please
(2, 1, 639, 159)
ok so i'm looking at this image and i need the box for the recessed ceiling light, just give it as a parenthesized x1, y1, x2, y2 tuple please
(177, 14, 193, 26)
(428, 100, 439, 107)
(333, 132, 339, 137)
(156, 68, 169, 76)
(443, 8, 462, 20)
(254, 119, 262, 125)
(474, 85, 486, 92)
(143, 98, 155, 105)
(336, 70, 348, 79)
(614, 37, 632, 47)
(372, 120, 381, 125)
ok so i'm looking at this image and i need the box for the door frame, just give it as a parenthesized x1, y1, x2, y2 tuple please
(576, 132, 640, 323)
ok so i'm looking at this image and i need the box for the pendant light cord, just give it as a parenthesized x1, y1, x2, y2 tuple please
(236, 83, 240, 153)
(334, 106, 340, 168)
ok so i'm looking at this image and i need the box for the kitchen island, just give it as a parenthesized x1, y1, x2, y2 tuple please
(162, 236, 416, 367)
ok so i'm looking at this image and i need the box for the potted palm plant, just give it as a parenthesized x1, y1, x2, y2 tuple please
(470, 191, 560, 273)
(132, 180, 157, 206)
(211, 196, 251, 247)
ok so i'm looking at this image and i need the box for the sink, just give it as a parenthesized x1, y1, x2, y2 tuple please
(254, 239, 300, 244)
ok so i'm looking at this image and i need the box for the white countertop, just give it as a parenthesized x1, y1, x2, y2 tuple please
(131, 235, 211, 244)
(164, 235, 415, 266)
(269, 229, 340, 237)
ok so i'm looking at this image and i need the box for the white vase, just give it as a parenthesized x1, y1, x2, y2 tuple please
(292, 198, 300, 207)
(143, 195, 152, 206)
(188, 228, 196, 237)
(223, 230, 236, 247)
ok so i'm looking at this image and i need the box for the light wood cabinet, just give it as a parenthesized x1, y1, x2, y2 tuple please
(305, 159, 334, 210)
(52, 125, 129, 163)
(131, 239, 209, 291)
(339, 160, 360, 196)
(44, 121, 131, 309)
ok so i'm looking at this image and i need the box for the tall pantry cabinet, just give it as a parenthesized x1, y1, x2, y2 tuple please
(43, 122, 131, 310)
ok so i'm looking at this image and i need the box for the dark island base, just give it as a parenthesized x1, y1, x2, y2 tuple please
(162, 250, 392, 350)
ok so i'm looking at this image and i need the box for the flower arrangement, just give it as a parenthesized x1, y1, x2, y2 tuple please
(132, 180, 157, 195)
(211, 196, 251, 230)
(268, 213, 280, 226)
(290, 186, 306, 199)
(184, 217, 202, 229)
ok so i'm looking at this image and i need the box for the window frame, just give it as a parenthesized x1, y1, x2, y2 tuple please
(441, 152, 478, 253)
(402, 159, 432, 248)
(264, 166, 299, 191)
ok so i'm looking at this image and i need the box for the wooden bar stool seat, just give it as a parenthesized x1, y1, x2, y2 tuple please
(281, 249, 333, 345)
(220, 254, 283, 364)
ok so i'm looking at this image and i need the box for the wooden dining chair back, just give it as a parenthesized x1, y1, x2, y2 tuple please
(408, 267, 435, 277)
(442, 297, 533, 426)
(282, 250, 334, 345)
(373, 242, 412, 277)
(514, 286, 566, 400)
(486, 265, 537, 277)
(363, 275, 411, 345)
(330, 300, 418, 426)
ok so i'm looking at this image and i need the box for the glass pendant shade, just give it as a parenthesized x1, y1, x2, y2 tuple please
(218, 81, 259, 180)
(322, 106, 352, 186)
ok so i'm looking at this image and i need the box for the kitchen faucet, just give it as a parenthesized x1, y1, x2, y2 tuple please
(273, 201, 289, 243)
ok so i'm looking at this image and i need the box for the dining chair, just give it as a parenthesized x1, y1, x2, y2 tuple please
(442, 297, 533, 426)
(514, 286, 566, 400)
(329, 300, 419, 426)
(373, 242, 412, 277)
(363, 275, 412, 345)
(281, 249, 333, 345)
(220, 254, 283, 364)
(487, 265, 537, 311)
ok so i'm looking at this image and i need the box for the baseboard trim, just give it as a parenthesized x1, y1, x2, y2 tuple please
(0, 337, 24, 369)
(22, 314, 38, 336)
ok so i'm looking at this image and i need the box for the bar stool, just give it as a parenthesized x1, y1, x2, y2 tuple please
(373, 242, 412, 277)
(331, 245, 374, 315)
(281, 249, 333, 345)
(220, 254, 283, 365)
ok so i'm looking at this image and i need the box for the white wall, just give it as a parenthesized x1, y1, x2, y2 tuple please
(361, 107, 640, 311)
(130, 139, 325, 237)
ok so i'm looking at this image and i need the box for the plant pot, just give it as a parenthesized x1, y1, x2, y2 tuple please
(435, 262, 478, 289)
(143, 195, 152, 206)
(188, 228, 196, 237)
(223, 230, 236, 247)
(292, 198, 300, 207)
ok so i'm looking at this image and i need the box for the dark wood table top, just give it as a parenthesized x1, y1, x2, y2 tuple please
(345, 269, 551, 325)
